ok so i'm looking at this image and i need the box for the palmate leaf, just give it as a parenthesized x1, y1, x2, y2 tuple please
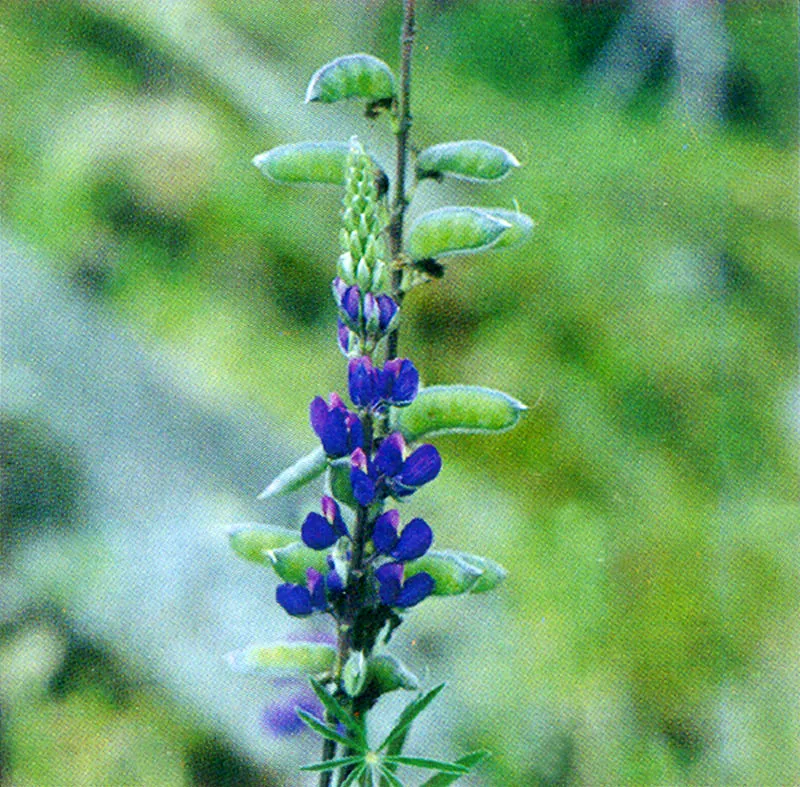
(300, 754, 366, 773)
(419, 750, 490, 786)
(392, 385, 528, 442)
(379, 766, 404, 787)
(257, 446, 327, 499)
(385, 755, 468, 774)
(379, 683, 446, 753)
(308, 677, 367, 746)
(341, 764, 368, 785)
(297, 709, 364, 751)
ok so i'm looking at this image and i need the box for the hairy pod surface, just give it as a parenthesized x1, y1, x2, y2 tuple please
(416, 140, 520, 182)
(228, 523, 301, 565)
(226, 642, 337, 675)
(406, 207, 511, 261)
(306, 53, 396, 106)
(392, 385, 528, 441)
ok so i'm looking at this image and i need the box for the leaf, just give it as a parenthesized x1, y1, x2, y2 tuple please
(379, 684, 446, 753)
(403, 551, 483, 596)
(419, 750, 490, 786)
(385, 756, 468, 774)
(257, 446, 327, 499)
(392, 385, 527, 441)
(478, 208, 535, 250)
(416, 140, 519, 182)
(367, 653, 420, 694)
(300, 754, 366, 773)
(309, 677, 366, 745)
(406, 207, 511, 261)
(452, 552, 507, 593)
(228, 523, 300, 566)
(297, 709, 361, 750)
(379, 766, 404, 787)
(225, 642, 336, 675)
(269, 542, 330, 584)
(305, 53, 396, 107)
(342, 764, 368, 786)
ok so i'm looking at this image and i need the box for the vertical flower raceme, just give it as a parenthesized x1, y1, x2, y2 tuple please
(337, 138, 389, 293)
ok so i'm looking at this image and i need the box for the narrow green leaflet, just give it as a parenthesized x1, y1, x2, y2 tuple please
(404, 551, 483, 596)
(297, 709, 361, 749)
(406, 207, 511, 261)
(305, 53, 396, 106)
(385, 756, 468, 774)
(416, 140, 519, 182)
(342, 764, 368, 786)
(419, 750, 490, 786)
(479, 208, 535, 250)
(309, 677, 366, 745)
(300, 755, 366, 773)
(379, 684, 446, 753)
(225, 642, 336, 675)
(379, 766, 404, 787)
(392, 385, 527, 441)
(257, 446, 327, 499)
(228, 523, 299, 566)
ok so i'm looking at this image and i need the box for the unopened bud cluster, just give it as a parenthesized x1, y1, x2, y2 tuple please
(337, 138, 389, 293)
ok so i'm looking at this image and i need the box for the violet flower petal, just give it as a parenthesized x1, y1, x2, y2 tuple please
(392, 517, 433, 561)
(399, 444, 441, 487)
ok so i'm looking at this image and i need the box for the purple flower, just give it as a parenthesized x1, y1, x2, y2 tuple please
(350, 447, 377, 506)
(276, 567, 342, 617)
(262, 680, 323, 737)
(302, 496, 350, 550)
(375, 562, 434, 608)
(348, 355, 381, 408)
(332, 278, 362, 330)
(380, 358, 419, 407)
(373, 510, 433, 561)
(375, 432, 442, 498)
(310, 393, 364, 458)
(364, 292, 399, 336)
(337, 319, 355, 356)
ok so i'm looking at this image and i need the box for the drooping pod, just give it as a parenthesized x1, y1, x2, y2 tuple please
(416, 140, 520, 182)
(305, 53, 396, 114)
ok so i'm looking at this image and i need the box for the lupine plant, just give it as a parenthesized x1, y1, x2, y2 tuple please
(227, 2, 533, 784)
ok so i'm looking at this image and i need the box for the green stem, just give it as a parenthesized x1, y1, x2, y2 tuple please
(386, 0, 416, 363)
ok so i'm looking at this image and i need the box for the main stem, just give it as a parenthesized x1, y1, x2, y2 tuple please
(386, 0, 416, 363)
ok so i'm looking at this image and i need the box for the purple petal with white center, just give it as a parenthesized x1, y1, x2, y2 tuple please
(399, 444, 441, 487)
(392, 517, 433, 561)
(396, 571, 435, 607)
(276, 584, 312, 616)
(321, 495, 348, 537)
(301, 511, 337, 550)
(375, 432, 406, 477)
(372, 509, 400, 555)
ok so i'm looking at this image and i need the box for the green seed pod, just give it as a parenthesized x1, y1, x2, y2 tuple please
(327, 458, 358, 510)
(366, 653, 419, 694)
(406, 207, 511, 261)
(455, 552, 507, 593)
(479, 208, 535, 250)
(226, 642, 336, 676)
(268, 542, 330, 584)
(391, 385, 528, 441)
(404, 550, 483, 596)
(416, 140, 520, 182)
(257, 446, 328, 500)
(343, 651, 368, 697)
(228, 523, 301, 566)
(305, 53, 396, 107)
(253, 141, 350, 186)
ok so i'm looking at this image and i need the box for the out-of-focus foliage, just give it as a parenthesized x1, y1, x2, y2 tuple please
(2, 0, 797, 784)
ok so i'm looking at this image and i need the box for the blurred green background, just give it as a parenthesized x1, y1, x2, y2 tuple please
(1, 1, 798, 784)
